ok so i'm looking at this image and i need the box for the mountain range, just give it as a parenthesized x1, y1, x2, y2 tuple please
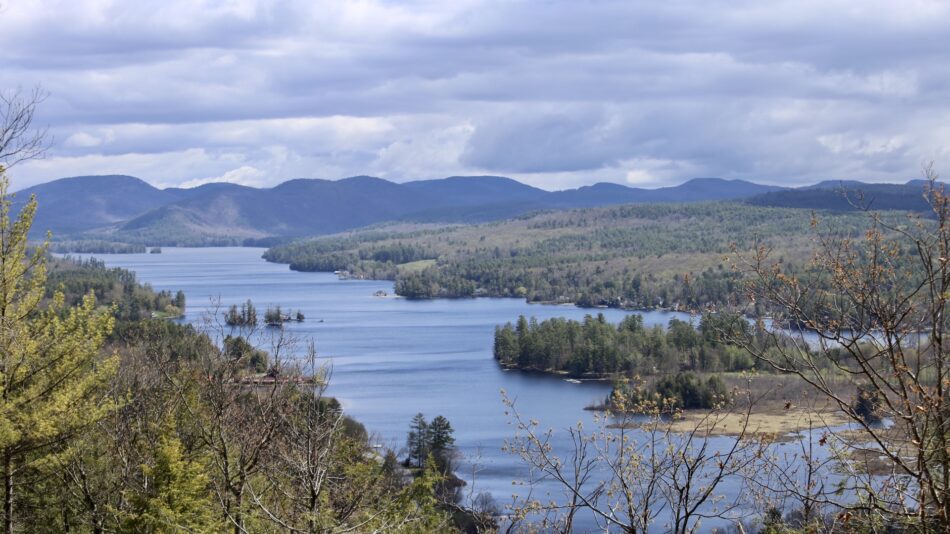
(9, 174, 938, 246)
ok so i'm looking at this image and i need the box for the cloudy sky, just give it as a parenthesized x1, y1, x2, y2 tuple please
(2, 0, 949, 191)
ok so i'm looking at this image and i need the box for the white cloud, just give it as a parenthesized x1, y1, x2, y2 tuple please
(2, 0, 950, 190)
(179, 165, 268, 188)
(64, 132, 106, 148)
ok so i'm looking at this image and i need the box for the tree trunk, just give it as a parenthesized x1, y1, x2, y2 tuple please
(309, 487, 317, 534)
(232, 483, 244, 534)
(4, 449, 13, 534)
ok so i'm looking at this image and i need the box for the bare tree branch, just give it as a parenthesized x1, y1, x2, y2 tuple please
(0, 87, 49, 168)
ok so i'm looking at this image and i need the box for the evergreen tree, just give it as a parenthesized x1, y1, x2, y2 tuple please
(427, 416, 455, 471)
(0, 174, 118, 531)
(122, 432, 217, 533)
(243, 299, 256, 326)
(225, 304, 240, 326)
(492, 325, 519, 364)
(264, 305, 283, 326)
(406, 413, 428, 468)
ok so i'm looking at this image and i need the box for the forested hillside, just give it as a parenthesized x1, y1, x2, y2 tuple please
(264, 202, 904, 311)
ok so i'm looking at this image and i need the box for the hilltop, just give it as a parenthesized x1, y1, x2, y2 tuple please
(11, 174, 939, 246)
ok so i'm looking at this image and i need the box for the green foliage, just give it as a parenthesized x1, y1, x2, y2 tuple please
(49, 240, 147, 254)
(494, 312, 758, 376)
(611, 372, 728, 411)
(121, 432, 218, 533)
(428, 416, 455, 472)
(406, 413, 429, 469)
(1, 173, 464, 532)
(406, 414, 456, 472)
(24, 307, 459, 533)
(224, 299, 257, 327)
(0, 215, 454, 533)
(47, 256, 184, 322)
(264, 304, 284, 325)
(653, 372, 728, 409)
(265, 202, 899, 310)
(0, 173, 119, 530)
(112, 318, 215, 363)
(222, 335, 269, 373)
(387, 456, 456, 533)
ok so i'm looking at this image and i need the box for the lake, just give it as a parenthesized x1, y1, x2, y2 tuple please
(70, 246, 832, 532)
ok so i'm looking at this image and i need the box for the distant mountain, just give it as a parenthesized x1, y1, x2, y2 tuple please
(646, 178, 785, 202)
(745, 180, 942, 211)
(11, 173, 936, 246)
(113, 176, 440, 244)
(11, 175, 189, 236)
(549, 178, 784, 207)
(403, 175, 548, 206)
(110, 176, 789, 243)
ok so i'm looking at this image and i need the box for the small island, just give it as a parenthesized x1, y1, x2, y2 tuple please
(493, 312, 756, 378)
(224, 300, 305, 328)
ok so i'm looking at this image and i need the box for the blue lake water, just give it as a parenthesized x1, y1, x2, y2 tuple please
(70, 247, 841, 532)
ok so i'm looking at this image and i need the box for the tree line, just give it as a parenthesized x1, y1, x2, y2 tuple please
(264, 201, 905, 314)
(47, 256, 185, 320)
(494, 312, 758, 377)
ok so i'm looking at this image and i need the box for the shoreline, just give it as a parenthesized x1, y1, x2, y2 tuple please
(604, 401, 850, 438)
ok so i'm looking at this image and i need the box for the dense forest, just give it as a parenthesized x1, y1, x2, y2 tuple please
(49, 240, 147, 254)
(494, 312, 757, 376)
(48, 256, 186, 319)
(264, 202, 908, 312)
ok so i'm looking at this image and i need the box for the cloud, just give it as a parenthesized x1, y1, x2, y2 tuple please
(64, 131, 111, 148)
(460, 108, 623, 173)
(2, 0, 950, 191)
(179, 165, 268, 188)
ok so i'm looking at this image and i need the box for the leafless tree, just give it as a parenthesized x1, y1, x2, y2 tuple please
(502, 386, 759, 533)
(733, 164, 950, 530)
(0, 87, 48, 168)
(746, 410, 849, 531)
(248, 342, 339, 532)
(169, 301, 298, 534)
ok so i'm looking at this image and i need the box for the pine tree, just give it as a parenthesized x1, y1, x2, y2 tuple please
(406, 413, 428, 468)
(225, 304, 240, 326)
(427, 415, 455, 471)
(174, 290, 186, 311)
(0, 173, 118, 531)
(122, 432, 217, 533)
(244, 299, 256, 326)
(493, 325, 520, 364)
